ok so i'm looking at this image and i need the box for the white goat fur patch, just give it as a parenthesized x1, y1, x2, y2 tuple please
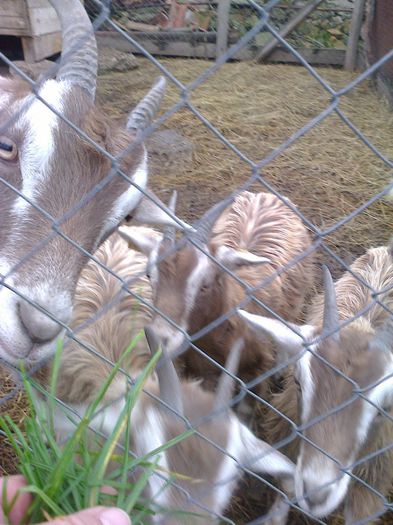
(12, 80, 69, 216)
(97, 150, 148, 246)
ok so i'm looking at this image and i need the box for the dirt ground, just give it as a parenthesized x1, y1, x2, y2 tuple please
(1, 57, 393, 524)
(97, 57, 393, 271)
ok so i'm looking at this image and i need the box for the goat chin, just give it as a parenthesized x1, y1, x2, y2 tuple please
(295, 466, 351, 518)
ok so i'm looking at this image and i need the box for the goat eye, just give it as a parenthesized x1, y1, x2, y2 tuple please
(0, 137, 18, 161)
(200, 283, 209, 293)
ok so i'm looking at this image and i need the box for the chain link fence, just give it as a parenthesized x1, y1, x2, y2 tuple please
(1, 0, 393, 523)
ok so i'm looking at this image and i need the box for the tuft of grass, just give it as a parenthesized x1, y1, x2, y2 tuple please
(0, 336, 194, 524)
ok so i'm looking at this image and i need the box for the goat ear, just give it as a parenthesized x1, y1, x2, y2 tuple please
(238, 424, 295, 479)
(133, 191, 192, 231)
(238, 309, 314, 356)
(216, 246, 271, 270)
(118, 225, 161, 256)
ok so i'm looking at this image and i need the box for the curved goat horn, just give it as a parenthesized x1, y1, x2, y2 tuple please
(322, 265, 340, 342)
(162, 191, 178, 246)
(144, 326, 184, 417)
(127, 77, 167, 134)
(49, 0, 98, 99)
(190, 194, 234, 246)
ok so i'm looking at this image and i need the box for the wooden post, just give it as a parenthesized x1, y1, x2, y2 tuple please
(216, 0, 231, 58)
(256, 0, 325, 63)
(344, 0, 366, 71)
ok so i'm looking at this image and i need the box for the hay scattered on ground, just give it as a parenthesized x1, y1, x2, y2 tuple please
(98, 58, 393, 280)
(0, 367, 28, 476)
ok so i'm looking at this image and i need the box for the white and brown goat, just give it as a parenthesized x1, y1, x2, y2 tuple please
(33, 228, 296, 524)
(240, 246, 393, 524)
(0, 0, 187, 368)
(134, 333, 296, 524)
(118, 191, 315, 395)
(33, 225, 160, 416)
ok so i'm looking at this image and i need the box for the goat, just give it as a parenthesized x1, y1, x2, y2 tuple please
(0, 0, 188, 368)
(34, 291, 296, 524)
(239, 246, 393, 524)
(33, 225, 161, 413)
(118, 191, 315, 398)
(131, 332, 296, 524)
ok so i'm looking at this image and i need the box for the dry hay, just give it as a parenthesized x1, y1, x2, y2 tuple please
(98, 58, 393, 279)
(0, 57, 392, 523)
(0, 366, 28, 476)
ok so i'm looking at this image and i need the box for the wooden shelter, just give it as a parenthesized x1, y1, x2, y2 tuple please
(0, 0, 61, 62)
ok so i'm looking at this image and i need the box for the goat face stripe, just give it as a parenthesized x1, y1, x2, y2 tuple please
(96, 150, 148, 248)
(213, 417, 241, 513)
(297, 347, 315, 422)
(358, 355, 393, 444)
(13, 80, 69, 216)
(134, 405, 170, 512)
(184, 249, 212, 321)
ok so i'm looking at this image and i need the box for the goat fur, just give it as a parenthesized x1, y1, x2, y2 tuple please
(33, 225, 296, 524)
(177, 191, 315, 394)
(34, 225, 159, 409)
(263, 246, 393, 524)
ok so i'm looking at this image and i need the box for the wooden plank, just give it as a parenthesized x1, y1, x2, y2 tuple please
(268, 47, 345, 66)
(0, 1, 26, 16)
(26, 0, 55, 8)
(0, 17, 30, 36)
(96, 31, 346, 65)
(21, 31, 62, 62)
(28, 6, 61, 36)
(160, 0, 352, 9)
(216, 0, 231, 58)
(344, 0, 366, 71)
(121, 20, 161, 32)
(256, 0, 325, 62)
(97, 31, 218, 59)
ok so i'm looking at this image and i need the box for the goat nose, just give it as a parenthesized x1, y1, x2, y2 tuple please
(19, 297, 71, 343)
(145, 325, 168, 350)
(303, 481, 331, 509)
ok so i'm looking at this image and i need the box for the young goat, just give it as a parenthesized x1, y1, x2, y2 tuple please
(33, 225, 159, 420)
(36, 329, 296, 523)
(0, 0, 187, 368)
(239, 247, 393, 524)
(118, 191, 315, 396)
(132, 332, 296, 524)
(32, 223, 295, 523)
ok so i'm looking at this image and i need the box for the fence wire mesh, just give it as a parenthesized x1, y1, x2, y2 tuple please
(0, 0, 393, 523)
(106, 0, 352, 61)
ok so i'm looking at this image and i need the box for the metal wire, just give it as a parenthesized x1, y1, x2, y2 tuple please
(0, 0, 393, 524)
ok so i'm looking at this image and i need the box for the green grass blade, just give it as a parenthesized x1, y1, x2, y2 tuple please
(88, 349, 161, 506)
(19, 485, 63, 517)
(124, 460, 158, 514)
(44, 332, 143, 500)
